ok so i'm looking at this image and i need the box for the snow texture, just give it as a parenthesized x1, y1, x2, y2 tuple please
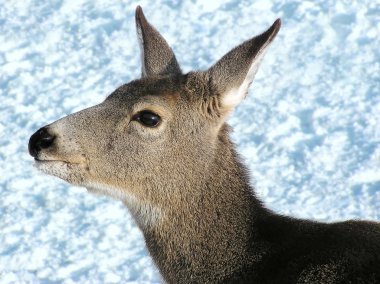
(1, 0, 379, 283)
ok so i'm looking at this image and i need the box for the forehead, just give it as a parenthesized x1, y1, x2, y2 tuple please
(106, 75, 188, 104)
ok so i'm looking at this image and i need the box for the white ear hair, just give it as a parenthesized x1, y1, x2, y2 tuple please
(208, 19, 281, 112)
(222, 50, 267, 109)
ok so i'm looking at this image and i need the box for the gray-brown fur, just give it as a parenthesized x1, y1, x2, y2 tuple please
(29, 6, 380, 283)
(136, 6, 182, 77)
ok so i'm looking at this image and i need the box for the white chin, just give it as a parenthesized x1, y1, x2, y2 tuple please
(34, 160, 86, 185)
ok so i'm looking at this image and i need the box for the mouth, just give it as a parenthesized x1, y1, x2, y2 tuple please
(34, 158, 81, 165)
(33, 158, 72, 170)
(33, 158, 88, 185)
(35, 158, 60, 162)
(33, 159, 69, 169)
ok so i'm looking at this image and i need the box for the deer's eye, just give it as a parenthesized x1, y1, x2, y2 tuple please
(133, 111, 161, 127)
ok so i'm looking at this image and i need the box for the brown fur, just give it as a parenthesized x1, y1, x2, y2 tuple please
(29, 6, 380, 283)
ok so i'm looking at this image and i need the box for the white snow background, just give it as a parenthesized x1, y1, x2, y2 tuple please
(1, 0, 380, 283)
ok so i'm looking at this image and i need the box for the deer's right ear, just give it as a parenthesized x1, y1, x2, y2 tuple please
(135, 6, 182, 78)
(206, 19, 281, 114)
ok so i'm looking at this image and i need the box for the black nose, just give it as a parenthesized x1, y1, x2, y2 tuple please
(28, 127, 56, 158)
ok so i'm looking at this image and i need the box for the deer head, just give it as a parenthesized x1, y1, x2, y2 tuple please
(29, 7, 280, 230)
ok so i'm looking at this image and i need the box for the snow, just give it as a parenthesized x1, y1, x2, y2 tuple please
(0, 0, 379, 283)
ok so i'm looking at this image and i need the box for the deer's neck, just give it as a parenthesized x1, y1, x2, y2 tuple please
(140, 128, 270, 283)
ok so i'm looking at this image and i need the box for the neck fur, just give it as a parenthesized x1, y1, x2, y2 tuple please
(139, 126, 269, 283)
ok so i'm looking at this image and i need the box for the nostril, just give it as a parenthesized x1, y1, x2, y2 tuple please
(38, 133, 55, 149)
(28, 127, 56, 158)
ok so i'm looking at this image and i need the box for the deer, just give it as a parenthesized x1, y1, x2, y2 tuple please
(28, 6, 380, 284)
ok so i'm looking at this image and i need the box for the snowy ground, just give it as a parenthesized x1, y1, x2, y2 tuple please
(1, 0, 379, 283)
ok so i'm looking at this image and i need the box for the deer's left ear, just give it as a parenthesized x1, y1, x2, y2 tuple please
(135, 6, 182, 78)
(206, 19, 281, 112)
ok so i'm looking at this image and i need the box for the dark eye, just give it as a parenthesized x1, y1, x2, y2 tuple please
(133, 111, 161, 127)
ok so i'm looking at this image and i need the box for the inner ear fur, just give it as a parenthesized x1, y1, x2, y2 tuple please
(206, 19, 281, 113)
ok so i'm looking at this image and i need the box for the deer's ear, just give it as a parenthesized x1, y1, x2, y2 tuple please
(135, 6, 182, 78)
(207, 19, 281, 112)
